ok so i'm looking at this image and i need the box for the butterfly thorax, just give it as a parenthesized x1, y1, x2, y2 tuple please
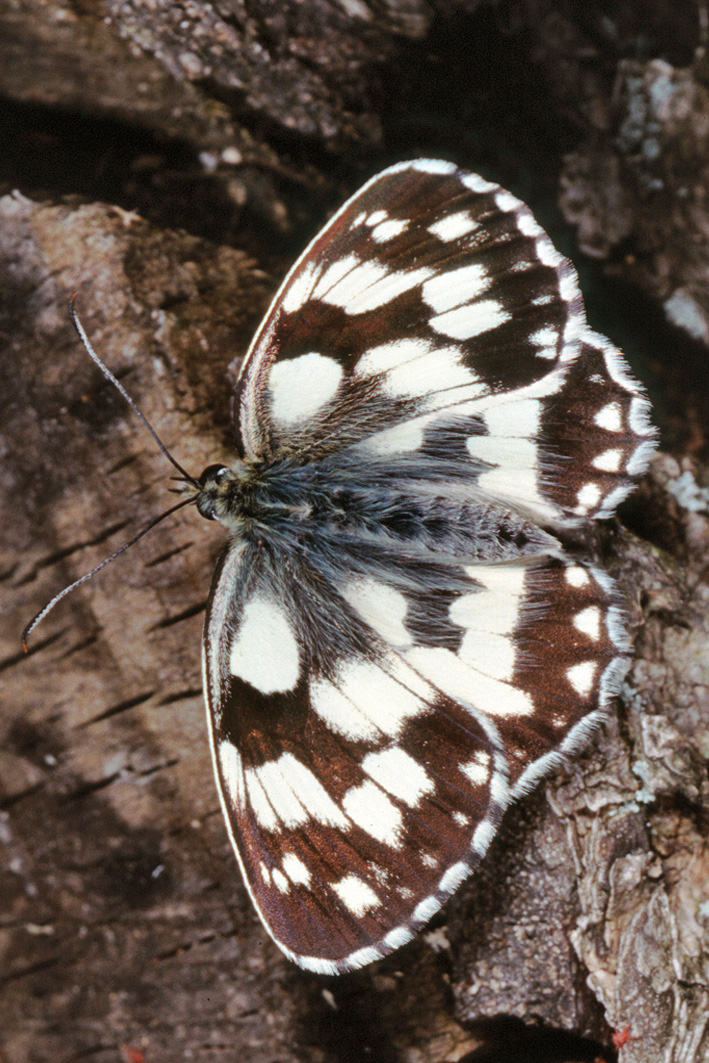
(194, 457, 322, 527)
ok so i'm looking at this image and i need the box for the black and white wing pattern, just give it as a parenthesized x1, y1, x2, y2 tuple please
(200, 160, 655, 974)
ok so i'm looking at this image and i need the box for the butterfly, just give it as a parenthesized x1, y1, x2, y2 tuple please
(184, 159, 657, 973)
(43, 159, 657, 976)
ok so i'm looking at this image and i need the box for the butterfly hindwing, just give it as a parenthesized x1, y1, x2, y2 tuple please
(200, 160, 655, 972)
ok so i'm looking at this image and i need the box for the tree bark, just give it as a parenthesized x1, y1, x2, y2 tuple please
(1, 3, 707, 1062)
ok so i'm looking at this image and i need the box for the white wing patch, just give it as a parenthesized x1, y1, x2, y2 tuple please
(342, 780, 404, 847)
(333, 874, 381, 915)
(594, 402, 623, 432)
(461, 752, 490, 787)
(422, 263, 491, 311)
(592, 448, 623, 472)
(387, 347, 476, 399)
(573, 606, 602, 640)
(341, 578, 412, 646)
(218, 740, 245, 809)
(282, 852, 313, 887)
(566, 661, 597, 697)
(529, 325, 560, 360)
(459, 628, 516, 683)
(369, 218, 409, 243)
(310, 675, 382, 742)
(273, 868, 290, 893)
(427, 211, 480, 242)
(316, 253, 433, 315)
(361, 746, 434, 807)
(405, 645, 535, 719)
(565, 566, 591, 588)
(337, 658, 430, 734)
(356, 337, 435, 377)
(280, 259, 320, 313)
(355, 418, 427, 457)
(430, 298, 510, 341)
(229, 593, 300, 693)
(450, 567, 529, 683)
(310, 656, 430, 741)
(268, 353, 343, 424)
(465, 396, 554, 519)
(246, 754, 348, 831)
(575, 482, 603, 513)
(455, 565, 527, 637)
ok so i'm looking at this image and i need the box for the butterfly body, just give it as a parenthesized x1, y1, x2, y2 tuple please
(185, 160, 654, 974)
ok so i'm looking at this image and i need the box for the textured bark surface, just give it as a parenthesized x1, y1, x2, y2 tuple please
(1, 2, 708, 1062)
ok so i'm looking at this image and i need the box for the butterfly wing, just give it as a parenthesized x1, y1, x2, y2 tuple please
(204, 533, 627, 972)
(203, 536, 510, 973)
(233, 159, 654, 524)
(203, 161, 655, 973)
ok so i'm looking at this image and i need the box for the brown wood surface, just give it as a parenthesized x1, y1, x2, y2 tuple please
(1, 3, 708, 1062)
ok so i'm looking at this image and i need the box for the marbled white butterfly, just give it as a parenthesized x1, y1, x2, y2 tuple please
(37, 159, 658, 976)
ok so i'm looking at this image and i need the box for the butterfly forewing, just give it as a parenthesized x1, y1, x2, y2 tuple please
(203, 160, 655, 972)
(233, 160, 651, 525)
(203, 534, 508, 971)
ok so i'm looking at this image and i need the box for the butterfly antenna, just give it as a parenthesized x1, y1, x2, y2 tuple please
(23, 298, 203, 650)
(22, 496, 195, 652)
(68, 294, 197, 485)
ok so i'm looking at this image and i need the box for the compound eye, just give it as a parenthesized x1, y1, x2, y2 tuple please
(196, 495, 218, 521)
(199, 464, 230, 487)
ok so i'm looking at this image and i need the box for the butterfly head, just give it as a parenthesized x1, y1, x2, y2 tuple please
(191, 463, 245, 523)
